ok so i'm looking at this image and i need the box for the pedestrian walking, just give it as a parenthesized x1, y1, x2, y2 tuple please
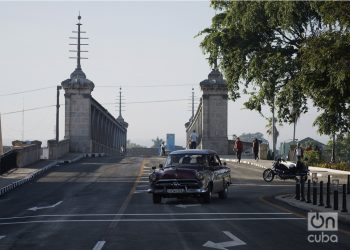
(252, 138, 259, 161)
(190, 130, 198, 149)
(234, 137, 243, 163)
(293, 143, 304, 162)
(120, 145, 125, 156)
(160, 142, 166, 156)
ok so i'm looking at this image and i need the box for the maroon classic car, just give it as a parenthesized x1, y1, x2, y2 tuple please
(148, 149, 231, 204)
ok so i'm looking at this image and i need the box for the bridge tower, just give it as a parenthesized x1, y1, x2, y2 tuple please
(199, 68, 228, 154)
(61, 15, 95, 153)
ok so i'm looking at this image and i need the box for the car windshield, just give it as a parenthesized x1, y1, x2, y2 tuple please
(164, 154, 207, 169)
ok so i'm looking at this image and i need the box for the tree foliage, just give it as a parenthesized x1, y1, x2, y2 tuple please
(151, 137, 164, 148)
(198, 1, 350, 138)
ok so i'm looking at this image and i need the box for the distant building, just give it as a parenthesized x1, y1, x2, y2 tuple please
(166, 134, 175, 152)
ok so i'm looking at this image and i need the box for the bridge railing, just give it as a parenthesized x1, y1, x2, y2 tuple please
(185, 100, 203, 148)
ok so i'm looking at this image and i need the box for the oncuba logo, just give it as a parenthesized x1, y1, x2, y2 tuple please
(307, 212, 338, 243)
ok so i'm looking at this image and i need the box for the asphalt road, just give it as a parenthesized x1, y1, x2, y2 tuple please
(0, 156, 349, 250)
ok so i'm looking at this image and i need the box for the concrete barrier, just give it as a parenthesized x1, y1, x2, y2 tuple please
(12, 140, 42, 168)
(47, 139, 70, 160)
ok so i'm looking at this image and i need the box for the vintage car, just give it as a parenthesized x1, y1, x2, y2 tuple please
(148, 149, 231, 204)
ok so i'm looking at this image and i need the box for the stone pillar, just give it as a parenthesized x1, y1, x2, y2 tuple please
(199, 69, 228, 154)
(61, 68, 95, 153)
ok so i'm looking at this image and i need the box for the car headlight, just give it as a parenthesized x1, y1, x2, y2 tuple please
(196, 171, 204, 180)
(149, 173, 157, 182)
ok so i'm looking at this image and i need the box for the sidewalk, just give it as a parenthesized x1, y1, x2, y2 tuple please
(221, 156, 350, 184)
(276, 193, 350, 224)
(220, 155, 350, 223)
(0, 153, 85, 197)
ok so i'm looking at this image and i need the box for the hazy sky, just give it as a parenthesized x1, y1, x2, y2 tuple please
(0, 1, 330, 148)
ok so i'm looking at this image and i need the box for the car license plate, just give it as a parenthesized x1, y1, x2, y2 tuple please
(167, 189, 185, 193)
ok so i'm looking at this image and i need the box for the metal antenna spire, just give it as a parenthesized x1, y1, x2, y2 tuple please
(69, 13, 89, 73)
(77, 14, 82, 70)
(119, 87, 122, 117)
(192, 88, 194, 119)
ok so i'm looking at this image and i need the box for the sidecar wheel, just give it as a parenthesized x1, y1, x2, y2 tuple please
(263, 169, 275, 182)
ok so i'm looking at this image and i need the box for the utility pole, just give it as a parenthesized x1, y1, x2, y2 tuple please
(56, 86, 62, 142)
(0, 113, 3, 155)
(192, 88, 194, 119)
(22, 98, 24, 141)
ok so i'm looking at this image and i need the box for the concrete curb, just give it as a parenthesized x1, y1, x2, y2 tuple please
(84, 153, 106, 158)
(275, 194, 350, 224)
(0, 154, 85, 197)
(222, 158, 268, 169)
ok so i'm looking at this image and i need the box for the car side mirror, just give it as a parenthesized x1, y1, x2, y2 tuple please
(158, 164, 163, 169)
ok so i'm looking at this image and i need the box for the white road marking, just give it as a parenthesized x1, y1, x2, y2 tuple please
(176, 204, 201, 208)
(0, 235, 5, 240)
(92, 241, 106, 250)
(137, 185, 149, 188)
(0, 212, 293, 220)
(0, 217, 304, 226)
(27, 201, 63, 211)
(134, 190, 149, 194)
(203, 231, 246, 249)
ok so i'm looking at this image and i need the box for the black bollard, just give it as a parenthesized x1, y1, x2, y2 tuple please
(295, 181, 300, 200)
(319, 181, 324, 206)
(334, 190, 339, 210)
(341, 184, 348, 213)
(325, 178, 331, 208)
(301, 180, 305, 201)
(307, 180, 311, 203)
(313, 182, 317, 205)
(348, 176, 350, 194)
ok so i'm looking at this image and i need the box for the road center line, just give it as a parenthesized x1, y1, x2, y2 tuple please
(92, 241, 106, 250)
(0, 212, 293, 221)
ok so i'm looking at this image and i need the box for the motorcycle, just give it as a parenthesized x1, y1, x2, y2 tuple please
(263, 158, 309, 182)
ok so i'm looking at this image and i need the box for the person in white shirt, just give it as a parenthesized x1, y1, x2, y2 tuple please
(190, 130, 198, 149)
(294, 143, 304, 162)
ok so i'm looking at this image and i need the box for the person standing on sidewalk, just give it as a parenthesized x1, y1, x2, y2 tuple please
(294, 143, 304, 162)
(190, 130, 198, 149)
(252, 138, 259, 161)
(234, 137, 243, 163)
(160, 142, 166, 156)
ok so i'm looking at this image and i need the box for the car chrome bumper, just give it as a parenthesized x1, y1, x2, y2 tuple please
(148, 188, 207, 194)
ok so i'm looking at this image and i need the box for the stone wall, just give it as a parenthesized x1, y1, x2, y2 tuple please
(12, 141, 42, 167)
(47, 139, 70, 160)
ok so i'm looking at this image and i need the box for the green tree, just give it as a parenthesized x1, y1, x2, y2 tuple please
(238, 132, 268, 144)
(198, 1, 350, 158)
(151, 137, 164, 148)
